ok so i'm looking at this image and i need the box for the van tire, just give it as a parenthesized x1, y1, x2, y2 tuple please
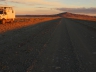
(10, 19, 13, 23)
(2, 19, 6, 24)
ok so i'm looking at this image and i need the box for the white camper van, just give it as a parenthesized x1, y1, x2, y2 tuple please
(0, 6, 15, 24)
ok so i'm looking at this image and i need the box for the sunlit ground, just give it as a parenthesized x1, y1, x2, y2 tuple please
(0, 17, 60, 34)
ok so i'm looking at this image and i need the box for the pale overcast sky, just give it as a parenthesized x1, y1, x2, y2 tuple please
(0, 0, 96, 16)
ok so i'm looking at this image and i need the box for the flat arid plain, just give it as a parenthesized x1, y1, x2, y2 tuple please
(0, 15, 96, 72)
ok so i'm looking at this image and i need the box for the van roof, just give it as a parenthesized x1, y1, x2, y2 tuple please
(0, 5, 12, 7)
(0, 6, 12, 8)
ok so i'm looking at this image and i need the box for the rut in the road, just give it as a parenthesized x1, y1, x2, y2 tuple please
(26, 19, 61, 72)
(52, 21, 80, 72)
(31, 18, 82, 72)
(0, 18, 61, 72)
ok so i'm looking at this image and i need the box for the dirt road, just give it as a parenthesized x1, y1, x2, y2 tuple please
(0, 18, 96, 72)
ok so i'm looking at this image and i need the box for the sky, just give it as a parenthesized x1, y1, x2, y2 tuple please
(0, 0, 96, 16)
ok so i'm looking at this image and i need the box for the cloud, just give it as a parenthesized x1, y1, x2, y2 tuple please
(8, 0, 64, 7)
(10, 1, 21, 4)
(36, 7, 47, 8)
(0, 0, 6, 1)
(55, 7, 96, 14)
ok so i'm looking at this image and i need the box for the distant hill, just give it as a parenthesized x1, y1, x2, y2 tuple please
(57, 12, 96, 21)
(57, 12, 94, 18)
(16, 12, 96, 21)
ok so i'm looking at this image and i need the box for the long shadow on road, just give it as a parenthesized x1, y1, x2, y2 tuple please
(0, 18, 61, 72)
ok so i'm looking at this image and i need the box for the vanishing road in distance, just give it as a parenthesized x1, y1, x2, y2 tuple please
(0, 18, 96, 72)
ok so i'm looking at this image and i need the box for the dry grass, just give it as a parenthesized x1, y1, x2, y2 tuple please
(0, 17, 60, 33)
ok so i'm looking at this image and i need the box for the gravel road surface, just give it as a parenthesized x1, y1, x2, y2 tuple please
(0, 18, 96, 72)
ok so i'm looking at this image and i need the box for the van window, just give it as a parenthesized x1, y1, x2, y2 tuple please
(0, 11, 3, 14)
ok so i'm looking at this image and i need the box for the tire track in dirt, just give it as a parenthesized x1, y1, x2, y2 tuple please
(31, 18, 81, 72)
(65, 18, 96, 72)
(0, 18, 61, 72)
(26, 19, 62, 72)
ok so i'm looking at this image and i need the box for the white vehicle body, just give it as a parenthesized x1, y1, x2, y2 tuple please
(0, 6, 15, 24)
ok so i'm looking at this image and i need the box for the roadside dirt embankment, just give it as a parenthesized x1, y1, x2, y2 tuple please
(0, 17, 60, 34)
